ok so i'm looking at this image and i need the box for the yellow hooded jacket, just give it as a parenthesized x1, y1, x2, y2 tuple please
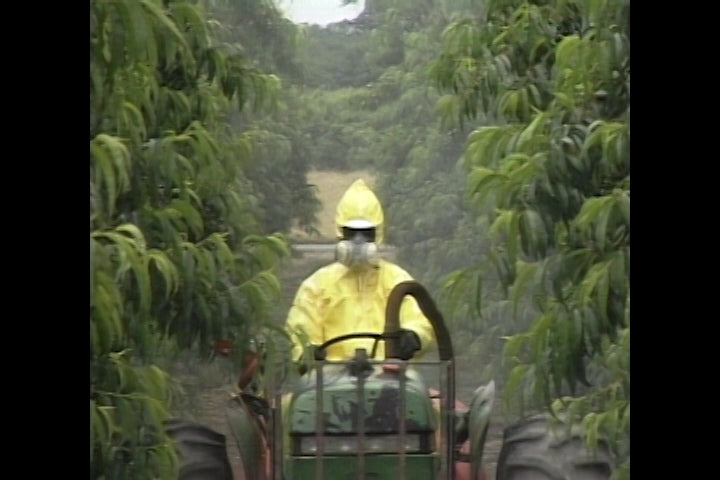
(285, 179, 436, 362)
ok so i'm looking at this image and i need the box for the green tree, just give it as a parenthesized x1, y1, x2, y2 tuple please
(209, 0, 323, 235)
(90, 1, 293, 477)
(430, 0, 630, 476)
(295, 25, 382, 89)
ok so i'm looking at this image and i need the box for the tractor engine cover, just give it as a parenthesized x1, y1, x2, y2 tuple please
(285, 363, 440, 479)
(289, 364, 436, 437)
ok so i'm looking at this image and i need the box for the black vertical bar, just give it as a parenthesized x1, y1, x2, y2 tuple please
(399, 362, 407, 480)
(446, 360, 455, 480)
(272, 393, 282, 480)
(315, 362, 324, 480)
(357, 370, 366, 480)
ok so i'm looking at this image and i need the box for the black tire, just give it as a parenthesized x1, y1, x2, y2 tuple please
(165, 419, 234, 480)
(496, 414, 613, 480)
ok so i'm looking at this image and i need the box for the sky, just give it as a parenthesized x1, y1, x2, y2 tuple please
(277, 0, 366, 26)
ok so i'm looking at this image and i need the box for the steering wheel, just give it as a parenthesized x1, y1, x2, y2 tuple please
(313, 332, 387, 361)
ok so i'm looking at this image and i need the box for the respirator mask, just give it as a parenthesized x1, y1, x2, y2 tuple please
(335, 226, 380, 269)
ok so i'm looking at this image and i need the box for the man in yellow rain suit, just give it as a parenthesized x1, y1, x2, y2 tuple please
(285, 178, 436, 369)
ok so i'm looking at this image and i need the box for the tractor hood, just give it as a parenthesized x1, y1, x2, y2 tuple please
(288, 363, 436, 435)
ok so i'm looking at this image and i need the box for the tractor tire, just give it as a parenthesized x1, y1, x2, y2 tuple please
(166, 419, 234, 480)
(496, 414, 613, 480)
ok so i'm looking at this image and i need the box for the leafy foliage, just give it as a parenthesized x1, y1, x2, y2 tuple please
(294, 24, 383, 88)
(90, 1, 298, 477)
(430, 0, 630, 474)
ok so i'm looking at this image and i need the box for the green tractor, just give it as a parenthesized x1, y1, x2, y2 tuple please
(168, 280, 614, 480)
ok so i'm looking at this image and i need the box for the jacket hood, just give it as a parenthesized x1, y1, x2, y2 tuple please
(335, 179, 385, 244)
